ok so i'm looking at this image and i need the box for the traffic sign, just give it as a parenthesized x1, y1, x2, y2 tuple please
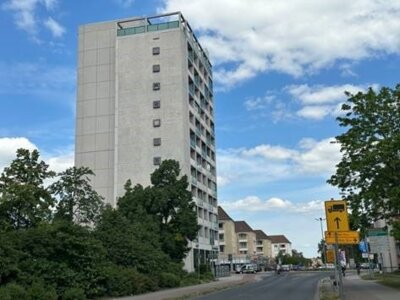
(325, 231, 360, 244)
(358, 241, 368, 253)
(324, 200, 349, 231)
(326, 249, 335, 263)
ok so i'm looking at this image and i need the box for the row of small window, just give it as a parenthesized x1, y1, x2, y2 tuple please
(152, 47, 161, 167)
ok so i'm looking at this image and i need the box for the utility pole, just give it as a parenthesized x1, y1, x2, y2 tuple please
(316, 217, 327, 268)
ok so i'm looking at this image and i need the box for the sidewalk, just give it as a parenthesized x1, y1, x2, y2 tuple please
(342, 272, 400, 300)
(110, 273, 263, 300)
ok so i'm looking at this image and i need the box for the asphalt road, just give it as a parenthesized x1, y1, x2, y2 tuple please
(193, 271, 332, 300)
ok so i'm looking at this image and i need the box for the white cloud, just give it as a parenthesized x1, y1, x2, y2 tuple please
(283, 83, 380, 120)
(244, 95, 275, 111)
(2, 0, 63, 39)
(161, 0, 400, 88)
(217, 137, 341, 188)
(296, 105, 333, 120)
(0, 137, 37, 171)
(43, 17, 65, 37)
(243, 145, 297, 160)
(0, 137, 74, 174)
(220, 195, 323, 213)
(46, 152, 74, 173)
(287, 84, 368, 105)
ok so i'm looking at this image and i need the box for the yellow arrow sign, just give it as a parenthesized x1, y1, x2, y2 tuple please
(324, 200, 349, 232)
(325, 231, 360, 245)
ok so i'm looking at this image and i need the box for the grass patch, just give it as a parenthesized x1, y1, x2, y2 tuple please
(319, 278, 339, 300)
(361, 271, 400, 290)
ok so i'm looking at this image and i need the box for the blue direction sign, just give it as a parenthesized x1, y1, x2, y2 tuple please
(358, 241, 368, 253)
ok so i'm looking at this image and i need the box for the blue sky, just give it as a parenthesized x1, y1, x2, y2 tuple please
(1, 0, 399, 258)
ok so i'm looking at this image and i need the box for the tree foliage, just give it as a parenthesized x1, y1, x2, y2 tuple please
(0, 149, 201, 298)
(0, 149, 55, 230)
(50, 166, 104, 225)
(328, 84, 400, 235)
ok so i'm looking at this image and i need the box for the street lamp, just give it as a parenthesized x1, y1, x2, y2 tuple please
(316, 217, 327, 268)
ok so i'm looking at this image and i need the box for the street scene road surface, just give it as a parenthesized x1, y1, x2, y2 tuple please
(193, 271, 330, 300)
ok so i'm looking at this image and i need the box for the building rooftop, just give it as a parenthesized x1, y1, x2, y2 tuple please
(218, 206, 233, 221)
(234, 221, 254, 233)
(254, 229, 269, 240)
(269, 235, 291, 244)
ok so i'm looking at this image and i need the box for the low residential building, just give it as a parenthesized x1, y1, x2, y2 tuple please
(254, 229, 272, 257)
(270, 235, 292, 257)
(218, 206, 237, 256)
(235, 221, 257, 256)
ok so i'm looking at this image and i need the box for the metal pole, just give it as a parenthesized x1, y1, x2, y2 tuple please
(316, 217, 327, 268)
(335, 232, 344, 299)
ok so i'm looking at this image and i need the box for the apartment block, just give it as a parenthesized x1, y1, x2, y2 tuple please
(270, 235, 292, 257)
(218, 206, 237, 255)
(75, 12, 218, 272)
(254, 230, 272, 257)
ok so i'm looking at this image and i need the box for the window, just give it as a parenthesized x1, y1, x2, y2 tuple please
(218, 222, 223, 229)
(153, 157, 161, 165)
(152, 64, 160, 73)
(153, 100, 160, 109)
(153, 82, 160, 90)
(152, 47, 160, 55)
(153, 119, 161, 127)
(153, 138, 161, 146)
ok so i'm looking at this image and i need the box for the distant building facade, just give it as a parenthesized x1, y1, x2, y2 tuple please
(270, 235, 292, 257)
(218, 206, 275, 263)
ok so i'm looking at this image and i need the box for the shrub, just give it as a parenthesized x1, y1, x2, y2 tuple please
(27, 280, 57, 300)
(100, 265, 157, 296)
(158, 272, 180, 288)
(180, 272, 200, 286)
(63, 287, 87, 300)
(0, 283, 33, 300)
(0, 283, 28, 300)
(0, 288, 11, 300)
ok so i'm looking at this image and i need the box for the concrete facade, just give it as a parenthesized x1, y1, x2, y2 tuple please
(75, 13, 218, 272)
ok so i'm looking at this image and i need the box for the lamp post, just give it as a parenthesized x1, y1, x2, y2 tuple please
(316, 217, 327, 268)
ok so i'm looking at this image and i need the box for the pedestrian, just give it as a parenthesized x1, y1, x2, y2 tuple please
(276, 264, 281, 275)
(356, 262, 361, 275)
(340, 261, 346, 277)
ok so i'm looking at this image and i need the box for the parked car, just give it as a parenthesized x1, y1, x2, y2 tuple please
(237, 264, 257, 274)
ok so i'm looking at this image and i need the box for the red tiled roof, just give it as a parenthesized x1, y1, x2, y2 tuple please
(234, 221, 253, 233)
(254, 229, 269, 240)
(218, 206, 233, 221)
(269, 235, 291, 244)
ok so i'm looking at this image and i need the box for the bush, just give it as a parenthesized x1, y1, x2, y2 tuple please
(27, 280, 57, 300)
(0, 283, 28, 300)
(158, 272, 180, 288)
(63, 287, 87, 300)
(100, 265, 158, 296)
(180, 272, 200, 286)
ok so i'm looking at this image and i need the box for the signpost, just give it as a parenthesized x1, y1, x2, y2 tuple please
(324, 199, 353, 299)
(325, 231, 360, 244)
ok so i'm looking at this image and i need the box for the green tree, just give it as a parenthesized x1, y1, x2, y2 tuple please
(150, 160, 199, 261)
(328, 85, 400, 236)
(50, 166, 104, 225)
(0, 149, 55, 230)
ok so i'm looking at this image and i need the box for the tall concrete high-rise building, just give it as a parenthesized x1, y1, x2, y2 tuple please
(75, 12, 218, 271)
